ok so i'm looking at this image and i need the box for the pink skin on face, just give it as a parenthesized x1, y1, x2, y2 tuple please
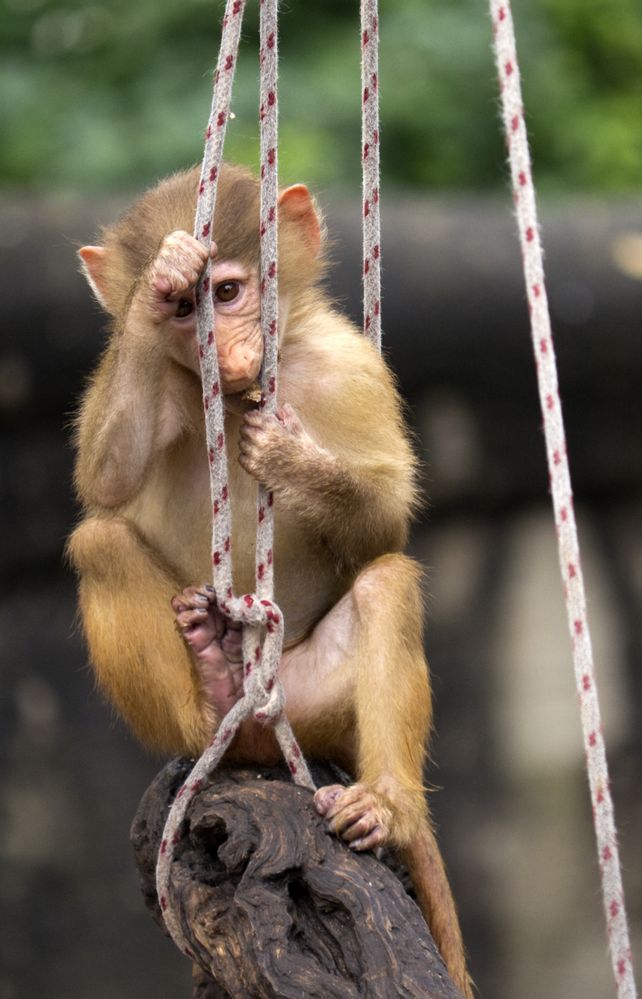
(157, 241, 264, 394)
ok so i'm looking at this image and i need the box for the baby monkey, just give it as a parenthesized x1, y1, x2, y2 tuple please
(69, 163, 471, 996)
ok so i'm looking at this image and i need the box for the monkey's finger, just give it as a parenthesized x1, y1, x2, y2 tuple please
(238, 443, 267, 467)
(314, 785, 347, 817)
(163, 229, 198, 245)
(321, 783, 367, 817)
(162, 230, 210, 262)
(340, 810, 380, 843)
(151, 275, 173, 297)
(242, 410, 272, 429)
(237, 443, 254, 465)
(164, 266, 204, 297)
(175, 607, 209, 629)
(158, 239, 207, 267)
(171, 591, 204, 613)
(276, 402, 305, 436)
(275, 402, 296, 423)
(349, 825, 386, 852)
(239, 426, 264, 447)
(176, 244, 211, 270)
(239, 421, 264, 439)
(328, 797, 376, 834)
(155, 254, 205, 287)
(150, 275, 193, 305)
(177, 585, 210, 608)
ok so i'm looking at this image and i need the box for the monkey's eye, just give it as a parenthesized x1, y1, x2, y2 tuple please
(214, 280, 241, 304)
(175, 298, 193, 318)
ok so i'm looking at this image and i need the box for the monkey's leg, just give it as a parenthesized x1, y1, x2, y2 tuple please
(309, 553, 430, 846)
(68, 517, 215, 756)
(279, 553, 471, 997)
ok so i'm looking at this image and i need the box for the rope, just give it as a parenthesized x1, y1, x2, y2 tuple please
(156, 0, 313, 959)
(361, 0, 382, 350)
(489, 4, 637, 996)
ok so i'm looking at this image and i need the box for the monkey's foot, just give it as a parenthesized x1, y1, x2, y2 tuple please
(314, 783, 393, 852)
(172, 585, 243, 719)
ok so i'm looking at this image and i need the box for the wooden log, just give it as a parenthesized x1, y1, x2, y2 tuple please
(131, 758, 464, 999)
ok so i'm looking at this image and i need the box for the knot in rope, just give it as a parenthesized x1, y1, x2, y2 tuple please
(218, 592, 282, 631)
(218, 593, 286, 725)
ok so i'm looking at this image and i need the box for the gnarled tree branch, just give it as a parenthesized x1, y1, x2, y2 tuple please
(131, 759, 464, 999)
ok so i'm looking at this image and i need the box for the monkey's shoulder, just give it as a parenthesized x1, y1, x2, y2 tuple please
(282, 310, 400, 410)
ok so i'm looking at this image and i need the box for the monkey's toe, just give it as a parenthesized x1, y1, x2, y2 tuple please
(313, 784, 344, 816)
(349, 824, 387, 851)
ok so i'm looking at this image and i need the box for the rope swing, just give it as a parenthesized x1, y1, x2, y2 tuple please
(490, 3, 637, 996)
(154, 3, 636, 996)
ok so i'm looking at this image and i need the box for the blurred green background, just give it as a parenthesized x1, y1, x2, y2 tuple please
(2, 0, 642, 194)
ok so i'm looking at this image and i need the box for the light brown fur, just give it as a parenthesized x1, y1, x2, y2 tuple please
(68, 164, 471, 996)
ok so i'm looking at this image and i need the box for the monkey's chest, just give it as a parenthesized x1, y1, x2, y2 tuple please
(130, 439, 341, 644)
(228, 456, 346, 642)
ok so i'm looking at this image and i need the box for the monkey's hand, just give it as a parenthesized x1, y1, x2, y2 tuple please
(137, 230, 216, 324)
(239, 403, 324, 487)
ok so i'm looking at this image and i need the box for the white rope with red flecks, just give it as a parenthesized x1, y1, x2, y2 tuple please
(490, 4, 637, 996)
(361, 0, 382, 350)
(155, 0, 313, 959)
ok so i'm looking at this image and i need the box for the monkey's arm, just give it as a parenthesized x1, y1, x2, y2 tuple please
(75, 231, 210, 509)
(240, 328, 417, 570)
(74, 316, 183, 509)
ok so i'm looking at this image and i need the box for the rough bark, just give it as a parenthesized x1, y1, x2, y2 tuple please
(131, 758, 464, 999)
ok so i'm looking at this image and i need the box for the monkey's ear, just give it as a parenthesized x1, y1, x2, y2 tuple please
(278, 185, 322, 258)
(78, 245, 110, 309)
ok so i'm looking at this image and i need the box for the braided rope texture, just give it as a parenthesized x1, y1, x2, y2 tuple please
(361, 0, 382, 349)
(156, 0, 312, 959)
(490, 4, 637, 996)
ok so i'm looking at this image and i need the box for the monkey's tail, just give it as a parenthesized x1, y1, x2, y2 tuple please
(400, 821, 475, 999)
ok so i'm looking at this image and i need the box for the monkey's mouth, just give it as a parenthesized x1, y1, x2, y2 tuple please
(223, 390, 260, 415)
(240, 381, 262, 404)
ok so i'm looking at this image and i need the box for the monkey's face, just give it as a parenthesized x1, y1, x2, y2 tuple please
(167, 258, 264, 395)
(78, 169, 322, 402)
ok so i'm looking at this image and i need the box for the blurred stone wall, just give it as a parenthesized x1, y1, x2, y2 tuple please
(1, 191, 640, 998)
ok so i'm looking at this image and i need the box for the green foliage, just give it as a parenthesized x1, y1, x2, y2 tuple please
(0, 0, 640, 192)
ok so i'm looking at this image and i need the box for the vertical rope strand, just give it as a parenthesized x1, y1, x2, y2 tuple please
(255, 0, 314, 787)
(361, 0, 382, 351)
(489, 4, 637, 996)
(155, 0, 247, 958)
(257, 0, 279, 603)
(156, 0, 312, 960)
(194, 0, 247, 601)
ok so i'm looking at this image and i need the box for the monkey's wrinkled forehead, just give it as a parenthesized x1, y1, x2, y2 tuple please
(106, 163, 261, 280)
